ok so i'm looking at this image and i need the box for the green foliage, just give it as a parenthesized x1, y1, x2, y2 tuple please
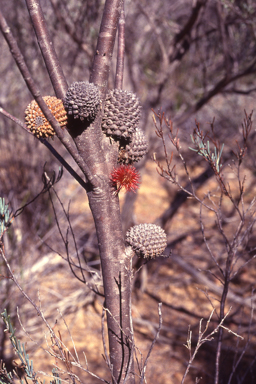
(0, 362, 13, 384)
(1, 309, 40, 384)
(1, 310, 62, 384)
(189, 127, 224, 173)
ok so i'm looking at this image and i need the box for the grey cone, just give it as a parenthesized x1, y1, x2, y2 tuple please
(126, 223, 167, 258)
(64, 81, 100, 121)
(102, 89, 141, 140)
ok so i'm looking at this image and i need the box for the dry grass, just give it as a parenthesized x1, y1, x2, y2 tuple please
(2, 118, 256, 384)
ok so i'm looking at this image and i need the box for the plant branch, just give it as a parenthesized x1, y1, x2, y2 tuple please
(0, 106, 88, 190)
(175, 58, 256, 125)
(90, 0, 121, 93)
(139, 303, 162, 384)
(25, 0, 68, 99)
(115, 0, 125, 89)
(0, 10, 96, 186)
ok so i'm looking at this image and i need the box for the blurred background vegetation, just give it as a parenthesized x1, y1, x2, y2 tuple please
(1, 0, 256, 383)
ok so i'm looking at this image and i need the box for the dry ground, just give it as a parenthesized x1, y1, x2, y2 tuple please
(2, 153, 256, 384)
(2, 93, 256, 383)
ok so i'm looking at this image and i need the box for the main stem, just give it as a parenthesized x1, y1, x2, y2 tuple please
(9, 0, 134, 381)
(81, 0, 134, 382)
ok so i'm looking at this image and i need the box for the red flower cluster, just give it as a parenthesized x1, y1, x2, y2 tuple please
(110, 165, 140, 193)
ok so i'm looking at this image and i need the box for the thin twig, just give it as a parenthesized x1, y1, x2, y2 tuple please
(57, 309, 80, 364)
(139, 303, 162, 384)
(0, 246, 58, 341)
(181, 308, 239, 384)
(45, 181, 87, 284)
(101, 307, 117, 384)
(199, 197, 224, 275)
(0, 106, 88, 190)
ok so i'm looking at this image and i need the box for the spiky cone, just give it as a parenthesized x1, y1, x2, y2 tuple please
(125, 223, 167, 259)
(64, 81, 100, 121)
(118, 127, 148, 164)
(110, 165, 140, 193)
(102, 89, 141, 140)
(25, 96, 67, 139)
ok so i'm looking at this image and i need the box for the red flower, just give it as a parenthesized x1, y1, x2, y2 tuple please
(110, 165, 140, 193)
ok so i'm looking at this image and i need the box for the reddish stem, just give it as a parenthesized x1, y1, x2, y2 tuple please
(115, 0, 125, 89)
(25, 0, 68, 99)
